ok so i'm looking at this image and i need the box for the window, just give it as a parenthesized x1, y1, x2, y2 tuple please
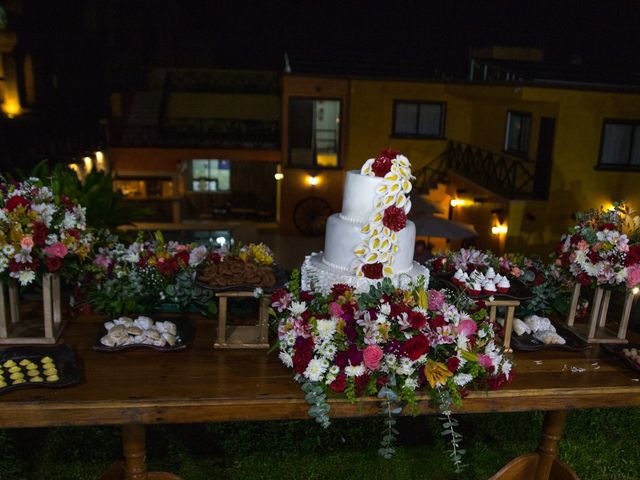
(288, 98, 341, 168)
(598, 120, 640, 169)
(504, 111, 532, 156)
(190, 159, 231, 192)
(392, 101, 446, 138)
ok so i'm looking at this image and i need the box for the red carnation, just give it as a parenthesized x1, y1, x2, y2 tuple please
(371, 156, 392, 177)
(625, 245, 640, 266)
(292, 337, 314, 375)
(429, 314, 446, 329)
(67, 228, 80, 239)
(382, 206, 407, 232)
(408, 310, 427, 329)
(299, 290, 315, 302)
(157, 258, 179, 276)
(32, 222, 47, 246)
(175, 251, 190, 267)
(380, 147, 400, 159)
(46, 256, 63, 273)
(354, 373, 371, 395)
(362, 262, 383, 279)
(401, 334, 430, 360)
(447, 357, 460, 373)
(329, 373, 347, 393)
(6, 195, 29, 211)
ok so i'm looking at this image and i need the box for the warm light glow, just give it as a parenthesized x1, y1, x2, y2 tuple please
(2, 99, 21, 118)
(633, 287, 639, 295)
(95, 151, 106, 171)
(68, 163, 82, 178)
(83, 156, 93, 172)
(274, 172, 284, 180)
(491, 224, 508, 235)
(306, 175, 320, 186)
(317, 153, 338, 167)
(450, 198, 471, 207)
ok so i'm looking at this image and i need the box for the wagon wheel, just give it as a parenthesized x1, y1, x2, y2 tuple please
(293, 197, 332, 236)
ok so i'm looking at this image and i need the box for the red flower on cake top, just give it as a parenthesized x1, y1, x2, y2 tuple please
(356, 150, 414, 280)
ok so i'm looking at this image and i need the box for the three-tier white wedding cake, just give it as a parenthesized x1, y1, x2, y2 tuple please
(301, 149, 429, 293)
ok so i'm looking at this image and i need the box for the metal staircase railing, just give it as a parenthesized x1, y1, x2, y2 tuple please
(412, 140, 544, 200)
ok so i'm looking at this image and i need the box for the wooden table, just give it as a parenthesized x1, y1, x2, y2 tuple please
(0, 314, 639, 480)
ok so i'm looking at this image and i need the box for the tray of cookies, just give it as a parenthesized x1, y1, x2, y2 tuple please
(0, 344, 82, 395)
(92, 315, 194, 352)
(601, 344, 640, 373)
(508, 315, 590, 352)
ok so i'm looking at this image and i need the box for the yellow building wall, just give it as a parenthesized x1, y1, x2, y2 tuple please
(346, 80, 471, 172)
(166, 93, 279, 120)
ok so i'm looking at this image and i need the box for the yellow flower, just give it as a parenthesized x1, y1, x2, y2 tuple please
(9, 224, 23, 243)
(423, 359, 453, 388)
(75, 244, 89, 258)
(416, 288, 429, 310)
(460, 350, 478, 363)
(147, 257, 157, 266)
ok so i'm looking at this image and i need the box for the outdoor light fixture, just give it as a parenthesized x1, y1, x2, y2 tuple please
(274, 172, 284, 180)
(94, 151, 107, 172)
(306, 175, 320, 186)
(450, 198, 470, 207)
(633, 287, 639, 295)
(83, 156, 93, 172)
(492, 224, 508, 235)
(216, 236, 226, 247)
(68, 163, 82, 178)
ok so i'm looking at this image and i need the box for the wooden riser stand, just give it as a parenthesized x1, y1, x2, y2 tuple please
(214, 291, 270, 349)
(0, 273, 66, 345)
(566, 283, 633, 344)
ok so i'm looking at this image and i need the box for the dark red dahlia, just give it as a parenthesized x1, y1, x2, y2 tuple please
(32, 222, 47, 246)
(6, 195, 29, 211)
(401, 334, 429, 360)
(329, 373, 347, 393)
(292, 336, 314, 375)
(382, 206, 407, 232)
(362, 262, 383, 279)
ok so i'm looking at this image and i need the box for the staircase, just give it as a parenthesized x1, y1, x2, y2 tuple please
(413, 140, 547, 201)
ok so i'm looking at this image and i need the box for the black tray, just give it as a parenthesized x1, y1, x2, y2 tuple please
(0, 344, 82, 395)
(510, 321, 590, 352)
(92, 317, 194, 352)
(196, 266, 288, 293)
(601, 343, 640, 373)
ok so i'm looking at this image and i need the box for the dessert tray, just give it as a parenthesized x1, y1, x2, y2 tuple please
(509, 320, 590, 352)
(433, 274, 533, 301)
(92, 316, 194, 352)
(196, 266, 288, 293)
(601, 344, 640, 373)
(0, 344, 82, 395)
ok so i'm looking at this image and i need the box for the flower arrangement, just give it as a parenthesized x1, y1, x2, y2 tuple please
(87, 232, 211, 316)
(0, 177, 93, 286)
(198, 242, 276, 288)
(555, 201, 640, 291)
(271, 272, 513, 469)
(356, 149, 413, 280)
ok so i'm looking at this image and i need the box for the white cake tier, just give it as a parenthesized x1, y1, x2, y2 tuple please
(340, 170, 382, 223)
(302, 252, 430, 295)
(323, 213, 416, 273)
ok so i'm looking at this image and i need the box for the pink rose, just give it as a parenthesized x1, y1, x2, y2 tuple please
(20, 236, 34, 251)
(328, 302, 344, 317)
(428, 290, 445, 311)
(510, 266, 522, 278)
(626, 265, 640, 289)
(456, 319, 478, 336)
(362, 345, 384, 371)
(478, 354, 493, 369)
(94, 254, 111, 269)
(44, 242, 68, 258)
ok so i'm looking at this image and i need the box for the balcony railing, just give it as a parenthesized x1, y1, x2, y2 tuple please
(166, 70, 279, 94)
(112, 118, 280, 149)
(414, 140, 546, 200)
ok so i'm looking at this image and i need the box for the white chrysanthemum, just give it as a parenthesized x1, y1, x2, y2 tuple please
(278, 351, 293, 368)
(11, 269, 36, 286)
(404, 377, 418, 390)
(329, 365, 340, 375)
(304, 358, 327, 382)
(285, 333, 296, 346)
(502, 360, 512, 378)
(2, 245, 15, 256)
(454, 373, 474, 387)
(289, 301, 307, 316)
(319, 342, 337, 359)
(62, 211, 77, 229)
(344, 364, 365, 377)
(379, 302, 391, 316)
(30, 203, 55, 227)
(396, 357, 414, 376)
(315, 318, 336, 340)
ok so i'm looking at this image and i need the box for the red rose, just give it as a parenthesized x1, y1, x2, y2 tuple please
(429, 314, 446, 329)
(408, 310, 427, 329)
(292, 337, 314, 375)
(32, 222, 47, 246)
(67, 228, 80, 239)
(401, 334, 429, 360)
(372, 157, 392, 177)
(157, 258, 179, 276)
(46, 256, 63, 272)
(382, 206, 407, 232)
(175, 251, 190, 267)
(329, 373, 347, 393)
(6, 195, 29, 211)
(380, 147, 400, 159)
(447, 357, 460, 373)
(362, 262, 383, 279)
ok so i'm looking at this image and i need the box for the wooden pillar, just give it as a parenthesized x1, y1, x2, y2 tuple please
(123, 424, 148, 480)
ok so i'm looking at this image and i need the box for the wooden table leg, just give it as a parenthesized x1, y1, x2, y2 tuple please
(100, 424, 182, 480)
(490, 410, 579, 480)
